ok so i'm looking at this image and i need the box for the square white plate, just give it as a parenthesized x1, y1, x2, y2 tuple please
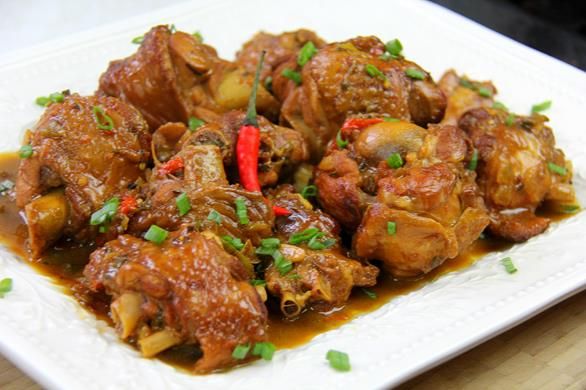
(0, 0, 585, 389)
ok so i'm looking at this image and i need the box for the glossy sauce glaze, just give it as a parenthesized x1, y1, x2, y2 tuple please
(0, 152, 575, 368)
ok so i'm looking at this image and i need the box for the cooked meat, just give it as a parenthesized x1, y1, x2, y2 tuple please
(438, 70, 496, 125)
(84, 227, 267, 373)
(99, 25, 278, 129)
(16, 93, 151, 257)
(264, 185, 378, 316)
(236, 29, 327, 81)
(459, 107, 575, 241)
(316, 120, 488, 277)
(272, 36, 446, 158)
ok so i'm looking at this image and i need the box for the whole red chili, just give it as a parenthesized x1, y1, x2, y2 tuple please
(119, 195, 138, 215)
(159, 156, 184, 175)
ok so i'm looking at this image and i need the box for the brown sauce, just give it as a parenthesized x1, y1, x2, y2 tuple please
(0, 152, 576, 369)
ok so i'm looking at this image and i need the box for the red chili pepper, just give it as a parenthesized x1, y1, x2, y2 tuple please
(273, 205, 292, 217)
(341, 118, 384, 131)
(119, 195, 138, 215)
(159, 156, 184, 175)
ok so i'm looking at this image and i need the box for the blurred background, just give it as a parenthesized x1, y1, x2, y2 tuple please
(0, 0, 585, 70)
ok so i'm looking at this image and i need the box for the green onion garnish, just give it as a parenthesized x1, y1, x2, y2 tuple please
(336, 130, 349, 149)
(459, 78, 474, 89)
(365, 64, 386, 81)
(192, 31, 203, 42)
(282, 68, 302, 85)
(385, 39, 403, 57)
(326, 350, 351, 372)
(505, 113, 515, 126)
(222, 235, 245, 251)
(477, 86, 492, 98)
(301, 185, 318, 199)
(547, 162, 567, 176)
(289, 227, 335, 250)
(252, 342, 276, 361)
(531, 100, 552, 113)
(289, 227, 321, 245)
(256, 237, 280, 255)
(207, 209, 222, 224)
(492, 101, 508, 111)
(131, 35, 144, 44)
(297, 41, 318, 66)
(35, 96, 50, 107)
(560, 204, 580, 214)
(144, 225, 169, 245)
(175, 192, 191, 216)
(19, 145, 33, 159)
(387, 221, 397, 235)
(92, 106, 114, 131)
(250, 279, 266, 287)
(232, 343, 251, 360)
(383, 117, 400, 122)
(235, 197, 249, 225)
(405, 68, 425, 80)
(468, 149, 479, 171)
(35, 92, 65, 107)
(287, 273, 301, 280)
(362, 288, 377, 299)
(0, 180, 14, 194)
(169, 24, 176, 33)
(307, 233, 336, 250)
(0, 278, 12, 298)
(386, 152, 403, 169)
(273, 250, 293, 275)
(500, 257, 517, 274)
(188, 117, 205, 131)
(90, 197, 119, 226)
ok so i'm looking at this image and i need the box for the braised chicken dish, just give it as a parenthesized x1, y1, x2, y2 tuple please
(0, 25, 578, 373)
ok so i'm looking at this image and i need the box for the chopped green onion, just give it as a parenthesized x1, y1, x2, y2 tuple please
(468, 149, 479, 171)
(459, 78, 474, 89)
(144, 225, 169, 245)
(307, 233, 336, 250)
(19, 145, 33, 159)
(386, 152, 403, 169)
(98, 225, 108, 233)
(264, 76, 273, 92)
(35, 96, 50, 107)
(289, 227, 320, 244)
(385, 39, 403, 57)
(505, 113, 515, 126)
(326, 350, 351, 372)
(287, 273, 301, 280)
(169, 24, 176, 33)
(362, 288, 377, 299)
(131, 35, 144, 44)
(49, 92, 64, 103)
(192, 31, 203, 42)
(365, 64, 386, 81)
(235, 197, 249, 225)
(250, 279, 266, 287)
(232, 343, 251, 360)
(387, 221, 396, 235)
(379, 53, 393, 61)
(297, 41, 318, 66)
(500, 257, 517, 274)
(252, 342, 276, 361)
(301, 185, 318, 199)
(547, 162, 567, 176)
(90, 197, 119, 226)
(560, 204, 580, 214)
(0, 278, 12, 298)
(383, 117, 400, 122)
(282, 68, 302, 85)
(188, 117, 205, 131)
(255, 237, 280, 255)
(207, 209, 222, 224)
(477, 86, 492, 98)
(405, 68, 425, 80)
(175, 192, 191, 216)
(531, 100, 552, 113)
(273, 250, 292, 275)
(92, 106, 114, 131)
(493, 101, 508, 111)
(0, 180, 14, 194)
(222, 235, 245, 251)
(336, 130, 349, 149)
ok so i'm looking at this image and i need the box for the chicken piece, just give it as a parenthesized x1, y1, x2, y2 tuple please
(459, 107, 575, 241)
(438, 70, 497, 125)
(272, 36, 446, 159)
(16, 93, 151, 257)
(84, 227, 267, 373)
(235, 29, 326, 81)
(178, 111, 309, 187)
(316, 120, 489, 277)
(99, 25, 278, 130)
(264, 185, 378, 316)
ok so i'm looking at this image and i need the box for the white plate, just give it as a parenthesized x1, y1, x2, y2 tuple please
(0, 0, 585, 389)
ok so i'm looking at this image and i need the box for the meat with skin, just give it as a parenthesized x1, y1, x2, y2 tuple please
(272, 36, 446, 159)
(16, 93, 151, 257)
(84, 227, 267, 373)
(459, 107, 575, 241)
(99, 25, 278, 130)
(315, 120, 489, 277)
(264, 185, 378, 316)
